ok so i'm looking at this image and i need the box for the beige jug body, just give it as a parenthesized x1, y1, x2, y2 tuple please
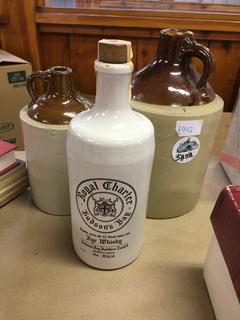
(20, 66, 92, 215)
(131, 96, 223, 218)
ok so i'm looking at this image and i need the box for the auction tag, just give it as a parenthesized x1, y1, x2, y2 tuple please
(176, 120, 203, 137)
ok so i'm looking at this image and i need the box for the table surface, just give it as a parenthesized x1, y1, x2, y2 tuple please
(0, 114, 232, 320)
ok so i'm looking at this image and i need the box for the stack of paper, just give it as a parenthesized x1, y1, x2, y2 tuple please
(0, 140, 29, 207)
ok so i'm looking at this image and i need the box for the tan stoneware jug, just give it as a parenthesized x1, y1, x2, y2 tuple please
(20, 66, 92, 215)
(131, 29, 223, 219)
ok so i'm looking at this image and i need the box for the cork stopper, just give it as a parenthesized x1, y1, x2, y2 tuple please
(98, 39, 132, 64)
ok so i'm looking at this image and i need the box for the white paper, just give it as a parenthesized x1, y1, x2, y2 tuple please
(176, 120, 203, 137)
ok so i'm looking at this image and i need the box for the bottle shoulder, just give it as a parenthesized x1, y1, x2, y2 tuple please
(69, 108, 154, 146)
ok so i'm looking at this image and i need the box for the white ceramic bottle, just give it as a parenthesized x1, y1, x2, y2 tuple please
(67, 39, 155, 269)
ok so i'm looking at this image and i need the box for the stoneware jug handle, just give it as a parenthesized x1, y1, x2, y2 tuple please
(27, 70, 52, 104)
(184, 42, 215, 89)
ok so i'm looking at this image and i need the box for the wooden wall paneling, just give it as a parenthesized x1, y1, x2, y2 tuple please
(0, 0, 8, 15)
(0, 0, 8, 23)
(35, 7, 240, 32)
(69, 35, 103, 94)
(131, 39, 137, 69)
(36, 0, 45, 8)
(25, 1, 42, 71)
(0, 0, 9, 50)
(69, 34, 138, 94)
(37, 4, 240, 19)
(196, 31, 240, 42)
(1, 0, 41, 71)
(208, 40, 240, 112)
(40, 33, 70, 69)
(39, 25, 240, 43)
(136, 38, 158, 71)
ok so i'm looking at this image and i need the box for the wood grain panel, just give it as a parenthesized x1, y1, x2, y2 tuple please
(36, 6, 240, 22)
(40, 33, 70, 69)
(35, 11, 240, 33)
(39, 25, 240, 42)
(0, 0, 8, 15)
(0, 0, 8, 23)
(70, 35, 101, 94)
(136, 38, 158, 71)
(1, 0, 41, 70)
(69, 35, 137, 94)
(208, 40, 240, 112)
(43, 0, 240, 14)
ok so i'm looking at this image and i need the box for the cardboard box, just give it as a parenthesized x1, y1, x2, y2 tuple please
(0, 50, 32, 149)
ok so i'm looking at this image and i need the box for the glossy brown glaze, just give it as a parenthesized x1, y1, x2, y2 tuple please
(132, 29, 216, 106)
(27, 66, 92, 124)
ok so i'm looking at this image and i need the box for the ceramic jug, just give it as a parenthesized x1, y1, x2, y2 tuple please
(131, 29, 223, 219)
(20, 66, 92, 215)
(67, 40, 155, 269)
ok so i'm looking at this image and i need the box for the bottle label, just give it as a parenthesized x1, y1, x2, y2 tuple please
(76, 178, 137, 233)
(75, 179, 137, 261)
(172, 136, 200, 164)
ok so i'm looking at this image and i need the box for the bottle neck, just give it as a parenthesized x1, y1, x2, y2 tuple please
(95, 61, 132, 112)
(50, 73, 73, 96)
(155, 34, 192, 63)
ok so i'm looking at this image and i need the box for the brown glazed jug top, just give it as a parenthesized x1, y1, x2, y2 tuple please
(132, 29, 216, 107)
(27, 66, 92, 124)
